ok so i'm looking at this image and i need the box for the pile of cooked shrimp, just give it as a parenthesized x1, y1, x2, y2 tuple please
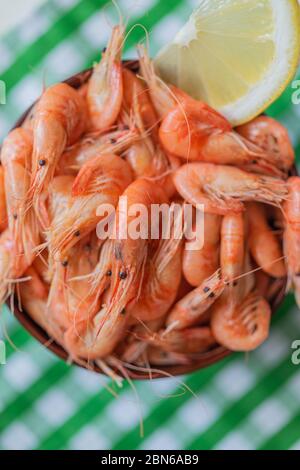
(0, 24, 299, 373)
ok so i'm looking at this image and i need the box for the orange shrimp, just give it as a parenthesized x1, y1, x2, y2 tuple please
(32, 249, 49, 284)
(183, 212, 221, 287)
(121, 317, 166, 364)
(283, 177, 300, 307)
(47, 153, 132, 260)
(174, 163, 287, 215)
(48, 235, 101, 329)
(30, 83, 87, 209)
(138, 44, 190, 118)
(166, 270, 225, 331)
(159, 104, 282, 176)
(1, 128, 33, 253)
(64, 301, 127, 360)
(122, 67, 158, 135)
(124, 85, 176, 197)
(46, 175, 74, 276)
(106, 179, 168, 319)
(0, 228, 38, 304)
(220, 212, 245, 286)
(247, 203, 286, 278)
(20, 266, 64, 344)
(141, 326, 216, 354)
(87, 25, 124, 132)
(211, 292, 271, 352)
(88, 238, 113, 304)
(57, 127, 137, 175)
(65, 180, 169, 360)
(0, 167, 7, 232)
(130, 204, 183, 322)
(236, 116, 295, 172)
(48, 175, 74, 222)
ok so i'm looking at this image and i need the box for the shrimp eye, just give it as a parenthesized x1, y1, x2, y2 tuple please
(106, 270, 112, 277)
(74, 230, 80, 237)
(209, 292, 215, 298)
(119, 271, 127, 280)
(203, 286, 210, 293)
(39, 159, 47, 166)
(120, 308, 126, 315)
(62, 260, 68, 267)
(233, 281, 238, 287)
(13, 213, 18, 220)
(110, 138, 117, 144)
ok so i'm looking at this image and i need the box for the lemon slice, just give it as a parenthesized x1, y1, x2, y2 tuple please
(154, 0, 300, 125)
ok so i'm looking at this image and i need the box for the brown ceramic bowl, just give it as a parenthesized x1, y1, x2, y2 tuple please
(8, 61, 288, 379)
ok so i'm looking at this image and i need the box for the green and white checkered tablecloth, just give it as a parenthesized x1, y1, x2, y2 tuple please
(1, 0, 300, 451)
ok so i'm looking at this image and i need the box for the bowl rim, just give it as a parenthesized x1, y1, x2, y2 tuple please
(8, 62, 289, 380)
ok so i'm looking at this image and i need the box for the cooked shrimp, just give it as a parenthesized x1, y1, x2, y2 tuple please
(46, 175, 74, 277)
(30, 83, 87, 209)
(0, 228, 38, 304)
(122, 67, 158, 134)
(48, 175, 74, 222)
(48, 235, 100, 329)
(64, 301, 128, 360)
(121, 317, 166, 364)
(141, 326, 216, 354)
(1, 128, 33, 253)
(59, 179, 168, 360)
(283, 177, 300, 307)
(247, 202, 286, 278)
(0, 167, 7, 232)
(174, 163, 287, 215)
(57, 126, 137, 175)
(211, 292, 271, 351)
(20, 266, 64, 344)
(106, 179, 169, 321)
(166, 270, 225, 331)
(87, 25, 124, 132)
(220, 212, 245, 286)
(1, 128, 40, 273)
(88, 238, 113, 304)
(124, 86, 176, 197)
(138, 45, 178, 118)
(159, 104, 282, 176)
(236, 115, 295, 172)
(47, 153, 132, 260)
(130, 204, 183, 322)
(183, 212, 221, 287)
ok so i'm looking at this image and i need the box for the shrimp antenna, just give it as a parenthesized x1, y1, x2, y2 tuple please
(230, 255, 287, 284)
(0, 304, 22, 353)
(108, 355, 145, 438)
(121, 360, 200, 401)
(123, 22, 150, 53)
(111, 0, 126, 28)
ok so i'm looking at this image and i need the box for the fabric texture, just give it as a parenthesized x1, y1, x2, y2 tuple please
(0, 0, 300, 450)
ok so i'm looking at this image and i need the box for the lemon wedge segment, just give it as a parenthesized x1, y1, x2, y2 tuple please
(155, 0, 300, 125)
